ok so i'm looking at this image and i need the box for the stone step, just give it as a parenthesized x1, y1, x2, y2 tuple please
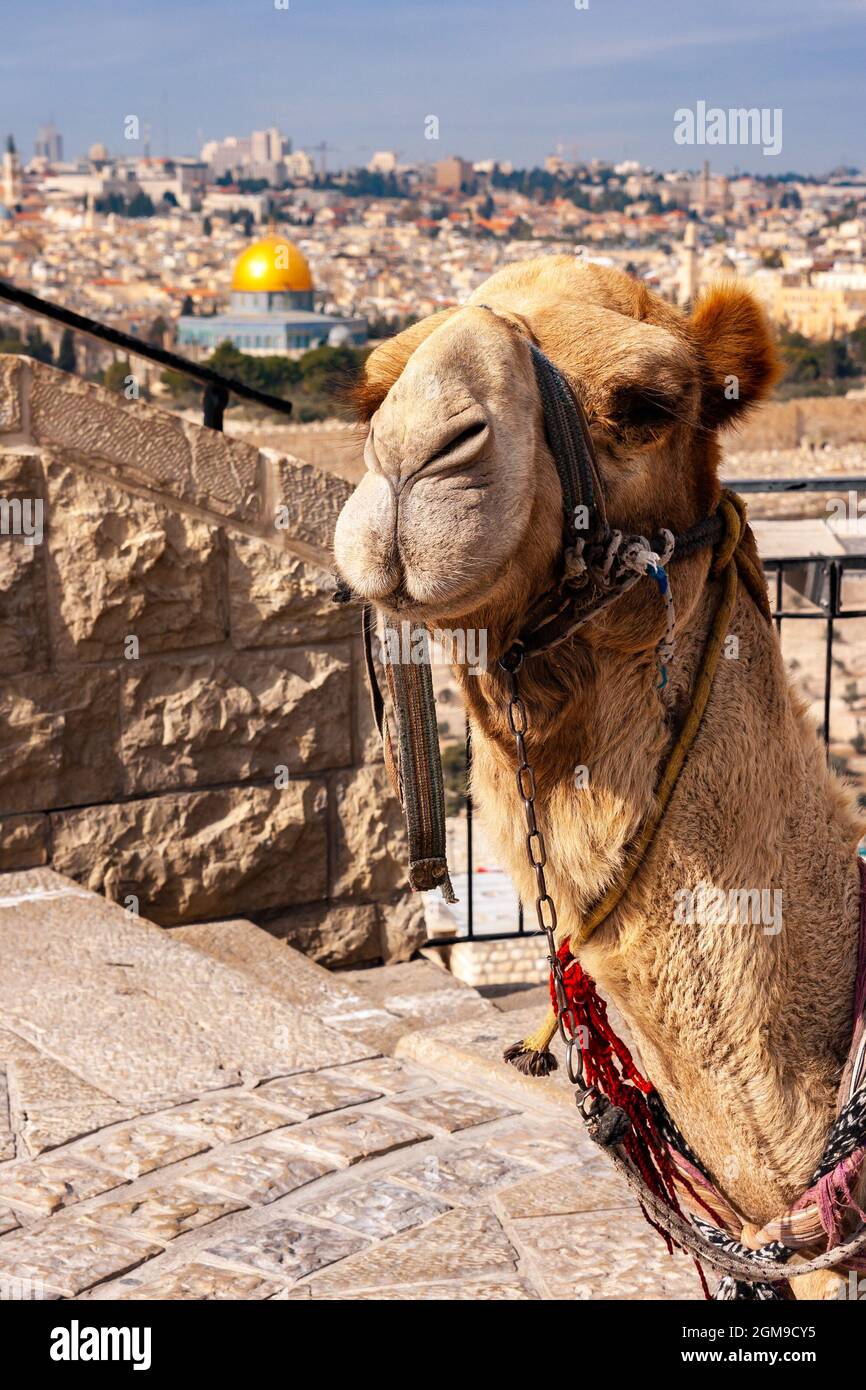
(172, 922, 495, 1045)
(395, 1004, 575, 1116)
(171, 919, 408, 1053)
(0, 869, 376, 1112)
(339, 959, 497, 1031)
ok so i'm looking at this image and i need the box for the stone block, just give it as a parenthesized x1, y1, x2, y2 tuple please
(0, 814, 49, 871)
(378, 891, 427, 963)
(296, 1177, 449, 1240)
(228, 536, 355, 648)
(77, 1121, 210, 1181)
(267, 451, 353, 553)
(120, 645, 351, 793)
(0, 1154, 127, 1215)
(381, 1088, 516, 1134)
(8, 1049, 140, 1157)
(0, 355, 23, 431)
(0, 453, 49, 674)
(304, 1205, 518, 1295)
(28, 362, 257, 522)
(156, 1094, 302, 1146)
(50, 781, 328, 924)
(390, 1143, 535, 1205)
(331, 763, 407, 900)
(0, 1217, 159, 1297)
(256, 1070, 382, 1119)
(186, 424, 261, 522)
(0, 667, 123, 815)
(83, 1180, 244, 1244)
(30, 361, 197, 492)
(44, 460, 228, 662)
(204, 1215, 367, 1282)
(118, 1262, 281, 1299)
(281, 1109, 430, 1167)
(264, 902, 381, 968)
(188, 1142, 333, 1205)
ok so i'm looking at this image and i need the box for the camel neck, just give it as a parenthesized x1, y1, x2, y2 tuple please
(460, 575, 863, 1223)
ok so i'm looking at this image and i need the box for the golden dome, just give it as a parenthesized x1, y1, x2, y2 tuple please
(231, 236, 313, 293)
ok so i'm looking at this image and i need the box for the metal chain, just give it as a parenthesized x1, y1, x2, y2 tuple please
(499, 648, 592, 1101)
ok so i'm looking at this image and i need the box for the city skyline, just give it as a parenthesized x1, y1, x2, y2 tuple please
(2, 0, 865, 175)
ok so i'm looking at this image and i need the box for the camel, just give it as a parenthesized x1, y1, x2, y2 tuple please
(334, 256, 865, 1298)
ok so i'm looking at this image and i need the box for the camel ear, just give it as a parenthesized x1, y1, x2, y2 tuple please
(690, 282, 781, 429)
(353, 307, 461, 421)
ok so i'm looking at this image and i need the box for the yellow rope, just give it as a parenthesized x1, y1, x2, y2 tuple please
(510, 495, 753, 1062)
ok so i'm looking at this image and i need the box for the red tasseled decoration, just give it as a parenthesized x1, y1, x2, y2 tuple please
(552, 942, 714, 1298)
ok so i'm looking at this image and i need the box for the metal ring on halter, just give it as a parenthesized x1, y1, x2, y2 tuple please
(498, 643, 524, 673)
(565, 1036, 585, 1087)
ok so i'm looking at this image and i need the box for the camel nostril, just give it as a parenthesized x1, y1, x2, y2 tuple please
(424, 413, 490, 474)
(433, 417, 487, 457)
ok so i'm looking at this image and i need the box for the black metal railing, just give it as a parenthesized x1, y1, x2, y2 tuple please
(0, 279, 293, 430)
(432, 525, 866, 947)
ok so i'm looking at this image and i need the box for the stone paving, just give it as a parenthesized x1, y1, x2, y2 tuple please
(0, 869, 704, 1301)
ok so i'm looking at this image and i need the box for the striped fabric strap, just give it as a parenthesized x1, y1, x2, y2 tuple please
(362, 605, 456, 903)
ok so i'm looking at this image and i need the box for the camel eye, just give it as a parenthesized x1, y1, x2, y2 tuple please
(611, 384, 680, 432)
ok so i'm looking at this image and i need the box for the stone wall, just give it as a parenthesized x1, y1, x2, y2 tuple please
(0, 354, 421, 966)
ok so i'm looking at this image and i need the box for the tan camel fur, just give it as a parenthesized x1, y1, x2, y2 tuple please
(334, 257, 865, 1297)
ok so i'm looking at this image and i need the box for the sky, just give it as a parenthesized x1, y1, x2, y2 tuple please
(1, 0, 865, 174)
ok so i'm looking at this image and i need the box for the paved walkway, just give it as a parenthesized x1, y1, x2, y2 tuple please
(0, 870, 701, 1301)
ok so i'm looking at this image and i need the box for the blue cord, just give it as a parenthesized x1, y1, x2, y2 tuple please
(646, 562, 671, 688)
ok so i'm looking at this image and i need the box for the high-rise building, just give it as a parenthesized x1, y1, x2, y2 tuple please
(678, 221, 700, 307)
(35, 122, 63, 163)
(434, 156, 473, 193)
(2, 136, 22, 207)
(202, 128, 289, 180)
(368, 150, 398, 175)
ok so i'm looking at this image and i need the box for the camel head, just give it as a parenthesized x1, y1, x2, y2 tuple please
(335, 256, 779, 639)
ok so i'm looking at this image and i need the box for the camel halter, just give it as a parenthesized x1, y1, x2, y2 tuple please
(346, 328, 866, 1297)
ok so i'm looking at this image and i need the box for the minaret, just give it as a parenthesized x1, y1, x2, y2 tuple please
(2, 135, 22, 207)
(678, 221, 699, 308)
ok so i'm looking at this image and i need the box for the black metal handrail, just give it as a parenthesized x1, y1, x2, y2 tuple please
(730, 477, 866, 493)
(0, 278, 293, 430)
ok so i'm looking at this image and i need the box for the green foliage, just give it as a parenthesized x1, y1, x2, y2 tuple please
(0, 324, 55, 364)
(160, 341, 367, 418)
(776, 324, 865, 396)
(126, 191, 155, 218)
(102, 358, 133, 394)
(159, 367, 193, 400)
(146, 317, 169, 347)
(205, 341, 301, 395)
(56, 328, 76, 373)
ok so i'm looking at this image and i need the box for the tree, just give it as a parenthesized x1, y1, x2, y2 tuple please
(56, 328, 76, 373)
(102, 358, 133, 394)
(179, 294, 195, 318)
(24, 328, 53, 364)
(204, 341, 301, 396)
(147, 317, 169, 347)
(202, 216, 212, 237)
(126, 191, 155, 218)
(297, 344, 364, 392)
